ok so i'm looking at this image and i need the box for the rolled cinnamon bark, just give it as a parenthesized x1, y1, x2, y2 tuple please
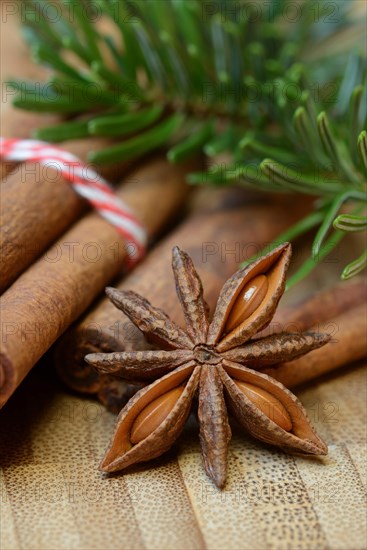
(267, 303, 367, 387)
(0, 137, 137, 292)
(53, 191, 313, 410)
(0, 156, 193, 408)
(0, 162, 16, 181)
(260, 278, 366, 336)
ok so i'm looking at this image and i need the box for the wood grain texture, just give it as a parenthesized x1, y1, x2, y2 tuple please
(1, 358, 365, 550)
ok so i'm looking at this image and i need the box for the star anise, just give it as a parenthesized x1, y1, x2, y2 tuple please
(86, 243, 329, 488)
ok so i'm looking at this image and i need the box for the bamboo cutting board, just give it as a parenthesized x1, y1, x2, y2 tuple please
(0, 354, 366, 550)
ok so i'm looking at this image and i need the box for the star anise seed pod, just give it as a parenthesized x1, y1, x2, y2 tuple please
(86, 243, 329, 488)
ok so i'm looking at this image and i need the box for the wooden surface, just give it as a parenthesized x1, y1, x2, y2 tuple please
(1, 353, 366, 550)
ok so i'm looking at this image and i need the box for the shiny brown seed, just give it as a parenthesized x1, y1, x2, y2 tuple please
(234, 380, 292, 431)
(225, 274, 268, 332)
(130, 386, 185, 444)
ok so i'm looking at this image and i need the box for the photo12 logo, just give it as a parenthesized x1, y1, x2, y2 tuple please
(201, 1, 341, 24)
(1, 1, 139, 24)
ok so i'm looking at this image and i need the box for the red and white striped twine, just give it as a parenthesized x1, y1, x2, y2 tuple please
(0, 138, 147, 265)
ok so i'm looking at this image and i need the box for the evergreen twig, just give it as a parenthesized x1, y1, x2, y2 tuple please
(10, 0, 367, 283)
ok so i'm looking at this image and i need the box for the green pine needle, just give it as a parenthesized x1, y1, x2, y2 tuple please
(88, 114, 184, 163)
(9, 0, 367, 283)
(334, 214, 367, 232)
(342, 250, 367, 279)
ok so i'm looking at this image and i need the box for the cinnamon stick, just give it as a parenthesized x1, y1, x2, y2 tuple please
(260, 278, 366, 336)
(0, 162, 16, 181)
(0, 137, 137, 292)
(54, 190, 313, 410)
(0, 156, 193, 408)
(266, 303, 367, 387)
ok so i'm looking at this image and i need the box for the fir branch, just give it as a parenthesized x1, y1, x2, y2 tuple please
(8, 0, 367, 282)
